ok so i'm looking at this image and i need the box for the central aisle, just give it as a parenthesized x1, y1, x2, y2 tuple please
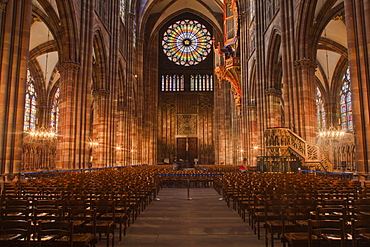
(120, 187, 266, 247)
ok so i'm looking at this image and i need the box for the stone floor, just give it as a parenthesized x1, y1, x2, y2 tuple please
(96, 187, 284, 247)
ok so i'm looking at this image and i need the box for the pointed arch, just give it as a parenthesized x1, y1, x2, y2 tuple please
(248, 59, 257, 104)
(50, 85, 60, 133)
(266, 27, 282, 90)
(117, 60, 126, 108)
(55, 0, 79, 61)
(92, 30, 108, 91)
(24, 69, 38, 132)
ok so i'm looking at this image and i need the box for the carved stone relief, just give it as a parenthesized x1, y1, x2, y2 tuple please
(177, 114, 197, 135)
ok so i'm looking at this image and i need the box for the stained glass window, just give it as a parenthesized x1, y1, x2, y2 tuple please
(340, 67, 353, 131)
(50, 88, 60, 133)
(190, 75, 213, 92)
(24, 69, 37, 132)
(316, 87, 326, 131)
(162, 19, 212, 66)
(133, 17, 137, 48)
(120, 0, 125, 24)
(161, 75, 185, 92)
(249, 0, 255, 21)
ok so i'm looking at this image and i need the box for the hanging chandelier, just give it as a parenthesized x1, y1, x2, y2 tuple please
(28, 127, 56, 140)
(318, 126, 345, 139)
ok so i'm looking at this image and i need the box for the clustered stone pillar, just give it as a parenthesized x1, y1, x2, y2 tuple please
(293, 58, 317, 143)
(0, 0, 32, 179)
(344, 0, 370, 175)
(56, 61, 81, 170)
(92, 89, 110, 168)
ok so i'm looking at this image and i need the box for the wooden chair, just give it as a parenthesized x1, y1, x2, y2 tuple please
(351, 218, 370, 247)
(66, 207, 97, 246)
(2, 207, 32, 222)
(265, 205, 295, 247)
(5, 199, 30, 209)
(84, 206, 114, 247)
(352, 199, 370, 220)
(282, 219, 320, 247)
(33, 207, 63, 224)
(37, 221, 73, 247)
(106, 199, 128, 240)
(252, 194, 270, 239)
(0, 220, 31, 247)
(93, 200, 119, 243)
(33, 199, 59, 209)
(312, 219, 350, 247)
(313, 206, 347, 222)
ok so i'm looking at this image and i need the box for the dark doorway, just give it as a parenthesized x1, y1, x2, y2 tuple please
(177, 137, 198, 166)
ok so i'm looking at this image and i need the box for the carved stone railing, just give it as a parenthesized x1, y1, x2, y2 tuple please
(264, 128, 330, 171)
(265, 128, 306, 158)
(22, 134, 57, 171)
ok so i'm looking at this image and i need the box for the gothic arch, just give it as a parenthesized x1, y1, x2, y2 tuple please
(144, 8, 223, 45)
(28, 39, 58, 94)
(32, 1, 62, 53)
(295, 0, 318, 59)
(248, 59, 257, 103)
(28, 61, 46, 104)
(310, 1, 345, 59)
(92, 30, 108, 91)
(55, 0, 79, 62)
(49, 80, 60, 107)
(295, 0, 343, 60)
(266, 28, 282, 90)
(117, 60, 126, 108)
(332, 61, 349, 98)
(33, 0, 79, 63)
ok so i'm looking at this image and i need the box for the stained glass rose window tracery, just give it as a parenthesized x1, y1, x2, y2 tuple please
(162, 19, 212, 66)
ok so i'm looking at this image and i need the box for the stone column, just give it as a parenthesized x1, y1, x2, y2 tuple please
(293, 58, 317, 142)
(115, 106, 125, 166)
(344, 0, 370, 175)
(0, 0, 32, 179)
(265, 88, 283, 128)
(248, 104, 259, 166)
(56, 61, 81, 170)
(92, 89, 110, 167)
(280, 0, 299, 136)
(125, 12, 136, 165)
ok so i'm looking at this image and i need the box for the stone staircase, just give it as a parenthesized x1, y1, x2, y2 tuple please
(264, 128, 330, 171)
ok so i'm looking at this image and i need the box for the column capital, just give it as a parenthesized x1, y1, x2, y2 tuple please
(127, 12, 136, 19)
(117, 105, 126, 111)
(57, 60, 80, 72)
(294, 58, 317, 69)
(92, 88, 110, 97)
(265, 87, 282, 97)
(0, 0, 8, 12)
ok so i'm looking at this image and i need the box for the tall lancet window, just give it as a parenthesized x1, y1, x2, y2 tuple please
(249, 0, 255, 21)
(316, 87, 326, 131)
(340, 67, 353, 131)
(133, 17, 137, 48)
(24, 69, 37, 132)
(50, 88, 60, 133)
(120, 0, 125, 24)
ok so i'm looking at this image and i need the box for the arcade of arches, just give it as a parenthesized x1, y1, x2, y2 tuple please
(0, 0, 370, 180)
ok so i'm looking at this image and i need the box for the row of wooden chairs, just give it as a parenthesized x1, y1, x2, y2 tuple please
(0, 166, 167, 246)
(216, 172, 370, 247)
(0, 219, 96, 247)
